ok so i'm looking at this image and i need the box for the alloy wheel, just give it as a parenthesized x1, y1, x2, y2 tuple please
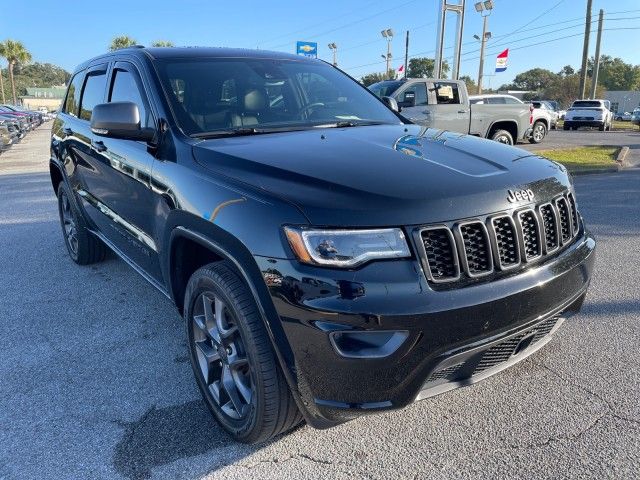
(533, 124, 546, 142)
(191, 292, 253, 420)
(60, 192, 78, 256)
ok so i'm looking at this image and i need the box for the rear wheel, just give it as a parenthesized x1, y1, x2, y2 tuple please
(184, 261, 302, 443)
(598, 123, 605, 131)
(57, 183, 106, 265)
(529, 121, 547, 144)
(490, 129, 514, 145)
(563, 124, 570, 131)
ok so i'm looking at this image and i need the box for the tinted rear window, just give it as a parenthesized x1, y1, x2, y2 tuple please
(572, 101, 601, 108)
(79, 72, 107, 121)
(63, 73, 84, 117)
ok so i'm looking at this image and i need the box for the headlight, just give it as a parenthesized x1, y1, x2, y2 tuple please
(284, 227, 411, 267)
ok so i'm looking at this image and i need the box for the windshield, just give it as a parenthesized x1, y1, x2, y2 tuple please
(368, 81, 404, 99)
(572, 101, 602, 108)
(154, 58, 401, 136)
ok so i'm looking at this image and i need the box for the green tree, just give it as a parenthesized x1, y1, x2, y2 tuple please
(151, 40, 174, 47)
(0, 40, 32, 104)
(407, 57, 449, 78)
(587, 55, 640, 91)
(511, 68, 558, 91)
(459, 75, 477, 93)
(109, 35, 138, 51)
(558, 65, 575, 77)
(360, 70, 397, 86)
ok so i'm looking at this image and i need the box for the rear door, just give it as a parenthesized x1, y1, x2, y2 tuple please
(82, 60, 162, 280)
(425, 81, 469, 134)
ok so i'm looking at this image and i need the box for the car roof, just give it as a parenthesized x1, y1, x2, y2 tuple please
(73, 46, 319, 73)
(468, 94, 519, 99)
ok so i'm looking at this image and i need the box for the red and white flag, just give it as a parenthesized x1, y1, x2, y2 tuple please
(495, 49, 508, 73)
(396, 65, 404, 75)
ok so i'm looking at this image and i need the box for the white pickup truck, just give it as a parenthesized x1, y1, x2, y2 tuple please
(563, 99, 613, 131)
(369, 78, 533, 145)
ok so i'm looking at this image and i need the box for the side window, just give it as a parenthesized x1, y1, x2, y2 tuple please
(63, 73, 84, 117)
(400, 83, 427, 106)
(79, 72, 107, 121)
(433, 82, 461, 105)
(487, 97, 506, 105)
(504, 97, 521, 104)
(109, 69, 152, 129)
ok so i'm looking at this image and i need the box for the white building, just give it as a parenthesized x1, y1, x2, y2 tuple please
(604, 91, 640, 114)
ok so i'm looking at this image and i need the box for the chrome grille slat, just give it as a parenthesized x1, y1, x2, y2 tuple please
(538, 203, 559, 253)
(555, 197, 572, 243)
(416, 192, 581, 286)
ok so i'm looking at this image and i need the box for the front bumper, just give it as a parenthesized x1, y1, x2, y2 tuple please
(256, 230, 595, 427)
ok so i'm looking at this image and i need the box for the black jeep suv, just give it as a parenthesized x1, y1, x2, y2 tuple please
(50, 47, 595, 443)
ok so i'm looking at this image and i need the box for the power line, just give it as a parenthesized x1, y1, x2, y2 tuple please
(488, 0, 567, 45)
(265, 0, 420, 50)
(340, 21, 436, 53)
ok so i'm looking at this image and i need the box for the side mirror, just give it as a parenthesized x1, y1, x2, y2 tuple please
(90, 102, 155, 142)
(381, 96, 399, 112)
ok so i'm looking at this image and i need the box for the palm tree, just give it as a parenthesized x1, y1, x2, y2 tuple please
(109, 36, 137, 51)
(151, 40, 174, 47)
(0, 63, 5, 103)
(0, 40, 32, 105)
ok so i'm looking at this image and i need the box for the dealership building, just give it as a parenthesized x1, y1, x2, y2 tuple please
(19, 86, 66, 111)
(605, 90, 640, 114)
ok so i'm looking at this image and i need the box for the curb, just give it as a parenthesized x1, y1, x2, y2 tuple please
(570, 167, 620, 176)
(616, 146, 630, 168)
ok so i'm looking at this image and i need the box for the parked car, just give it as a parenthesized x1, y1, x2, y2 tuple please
(632, 107, 640, 126)
(0, 105, 33, 130)
(1, 104, 43, 127)
(615, 112, 632, 121)
(0, 114, 25, 140)
(51, 47, 595, 443)
(0, 121, 12, 153)
(537, 101, 559, 129)
(369, 81, 533, 145)
(522, 100, 554, 144)
(563, 99, 613, 131)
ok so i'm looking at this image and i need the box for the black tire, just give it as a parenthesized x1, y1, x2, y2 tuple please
(615, 116, 622, 121)
(529, 121, 547, 144)
(57, 183, 106, 265)
(598, 124, 605, 131)
(563, 124, 570, 131)
(184, 261, 302, 444)
(490, 129, 514, 145)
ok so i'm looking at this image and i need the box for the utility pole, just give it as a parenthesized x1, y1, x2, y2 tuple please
(475, 1, 494, 95)
(579, 0, 593, 99)
(477, 16, 489, 94)
(404, 30, 409, 79)
(590, 9, 604, 99)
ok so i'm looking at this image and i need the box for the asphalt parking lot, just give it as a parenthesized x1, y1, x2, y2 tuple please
(520, 127, 640, 158)
(1, 128, 639, 479)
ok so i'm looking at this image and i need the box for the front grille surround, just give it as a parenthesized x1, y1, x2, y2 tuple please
(415, 192, 581, 286)
(488, 214, 521, 271)
(516, 208, 543, 262)
(455, 221, 494, 278)
(415, 226, 461, 283)
(537, 202, 560, 254)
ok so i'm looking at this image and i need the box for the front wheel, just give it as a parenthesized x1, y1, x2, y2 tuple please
(184, 262, 302, 444)
(490, 129, 514, 145)
(529, 121, 547, 144)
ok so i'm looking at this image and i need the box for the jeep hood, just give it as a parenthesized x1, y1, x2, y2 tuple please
(192, 124, 571, 226)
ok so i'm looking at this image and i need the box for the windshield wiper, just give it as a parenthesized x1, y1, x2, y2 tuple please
(192, 127, 268, 139)
(314, 120, 387, 129)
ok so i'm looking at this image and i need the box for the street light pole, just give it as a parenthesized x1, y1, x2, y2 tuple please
(475, 1, 494, 95)
(328, 43, 338, 66)
(381, 29, 393, 78)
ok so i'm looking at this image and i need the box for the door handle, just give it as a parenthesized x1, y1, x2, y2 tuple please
(63, 127, 73, 135)
(458, 109, 468, 114)
(423, 110, 431, 115)
(91, 140, 107, 152)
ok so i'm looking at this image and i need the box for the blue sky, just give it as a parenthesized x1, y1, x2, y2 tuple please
(2, 0, 639, 86)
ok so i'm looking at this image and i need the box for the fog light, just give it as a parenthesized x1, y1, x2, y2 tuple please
(330, 330, 409, 359)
